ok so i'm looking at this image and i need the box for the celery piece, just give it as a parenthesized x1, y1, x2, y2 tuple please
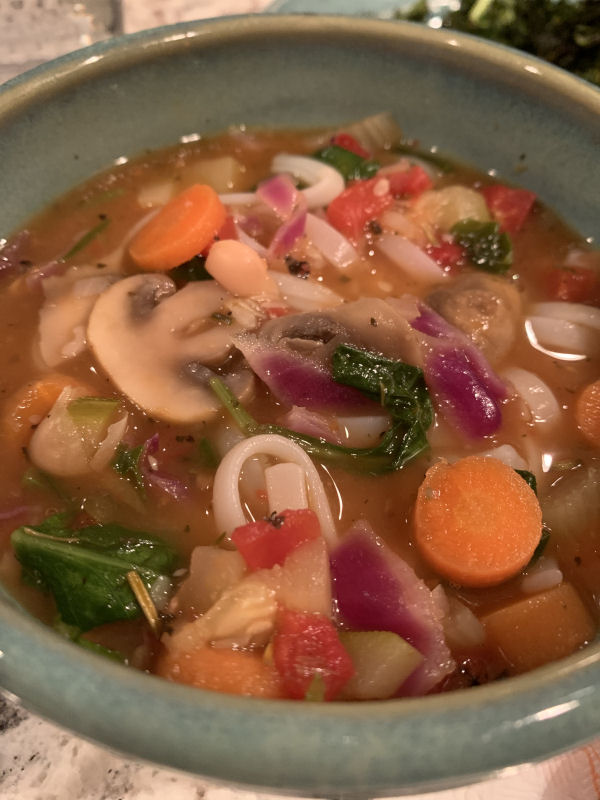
(339, 630, 423, 700)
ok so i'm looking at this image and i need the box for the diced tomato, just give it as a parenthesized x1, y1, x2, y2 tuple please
(263, 304, 291, 319)
(386, 165, 433, 197)
(272, 609, 355, 700)
(480, 185, 536, 234)
(201, 214, 237, 255)
(547, 266, 600, 306)
(231, 508, 321, 571)
(331, 133, 370, 159)
(426, 240, 465, 271)
(326, 177, 393, 241)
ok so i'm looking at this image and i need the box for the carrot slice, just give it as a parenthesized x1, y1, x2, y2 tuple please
(414, 456, 542, 588)
(155, 644, 284, 698)
(129, 184, 226, 272)
(575, 378, 600, 448)
(2, 374, 94, 447)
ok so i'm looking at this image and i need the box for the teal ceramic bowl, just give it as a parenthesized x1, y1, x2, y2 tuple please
(0, 15, 599, 797)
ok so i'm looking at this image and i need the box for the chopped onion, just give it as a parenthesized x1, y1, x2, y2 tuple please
(268, 205, 307, 258)
(336, 414, 391, 448)
(212, 433, 337, 547)
(541, 462, 600, 538)
(529, 301, 600, 331)
(234, 222, 268, 257)
(433, 587, 486, 649)
(271, 154, 345, 209)
(265, 462, 308, 513)
(268, 270, 343, 312)
(502, 366, 561, 427)
(90, 413, 129, 471)
(280, 406, 341, 444)
(520, 557, 563, 595)
(305, 213, 359, 269)
(219, 191, 257, 207)
(341, 112, 403, 152)
(380, 208, 425, 243)
(473, 444, 529, 471)
(377, 233, 446, 284)
(139, 434, 189, 501)
(256, 173, 299, 219)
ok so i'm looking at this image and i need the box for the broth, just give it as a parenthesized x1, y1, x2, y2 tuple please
(0, 117, 598, 700)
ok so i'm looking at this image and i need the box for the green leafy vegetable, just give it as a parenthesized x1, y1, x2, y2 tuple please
(313, 144, 380, 182)
(11, 515, 177, 631)
(63, 216, 110, 261)
(209, 344, 433, 475)
(529, 527, 551, 564)
(395, 0, 600, 87)
(195, 437, 220, 470)
(451, 218, 513, 273)
(515, 468, 538, 495)
(169, 255, 211, 284)
(112, 442, 145, 493)
(54, 618, 126, 662)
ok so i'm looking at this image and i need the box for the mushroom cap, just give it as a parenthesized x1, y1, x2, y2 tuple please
(87, 274, 253, 424)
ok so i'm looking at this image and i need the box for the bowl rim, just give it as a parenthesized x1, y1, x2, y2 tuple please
(0, 14, 599, 797)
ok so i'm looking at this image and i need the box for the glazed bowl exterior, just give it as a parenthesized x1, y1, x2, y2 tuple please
(0, 15, 599, 797)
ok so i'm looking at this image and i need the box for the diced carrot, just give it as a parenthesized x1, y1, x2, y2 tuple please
(481, 582, 595, 674)
(129, 184, 226, 272)
(414, 456, 543, 588)
(155, 644, 284, 698)
(575, 379, 600, 448)
(3, 374, 93, 447)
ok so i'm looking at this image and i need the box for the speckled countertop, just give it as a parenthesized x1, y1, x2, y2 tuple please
(1, 2, 600, 798)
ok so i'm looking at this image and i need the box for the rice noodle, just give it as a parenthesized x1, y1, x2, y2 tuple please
(377, 233, 446, 284)
(529, 301, 600, 331)
(271, 154, 345, 209)
(526, 316, 598, 355)
(219, 191, 257, 207)
(212, 433, 337, 547)
(502, 366, 561, 427)
(304, 213, 359, 269)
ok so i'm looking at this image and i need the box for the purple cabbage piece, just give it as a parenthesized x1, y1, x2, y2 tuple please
(237, 339, 373, 412)
(140, 434, 189, 501)
(411, 304, 506, 438)
(330, 522, 454, 696)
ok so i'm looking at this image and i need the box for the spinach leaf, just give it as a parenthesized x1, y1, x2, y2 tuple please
(11, 517, 177, 631)
(451, 218, 513, 273)
(515, 468, 537, 495)
(312, 144, 380, 182)
(112, 442, 145, 493)
(209, 344, 433, 475)
(169, 255, 211, 285)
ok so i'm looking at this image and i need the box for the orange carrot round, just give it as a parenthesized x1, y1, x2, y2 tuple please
(414, 456, 542, 588)
(3, 374, 94, 447)
(129, 184, 226, 272)
(575, 379, 600, 448)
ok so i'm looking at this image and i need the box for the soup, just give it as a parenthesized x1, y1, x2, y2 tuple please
(0, 115, 598, 701)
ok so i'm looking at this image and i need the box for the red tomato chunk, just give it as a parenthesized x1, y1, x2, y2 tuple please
(273, 609, 355, 700)
(480, 184, 536, 233)
(231, 508, 321, 570)
(326, 177, 394, 240)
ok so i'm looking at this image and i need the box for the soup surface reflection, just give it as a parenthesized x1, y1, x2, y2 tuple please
(0, 117, 598, 700)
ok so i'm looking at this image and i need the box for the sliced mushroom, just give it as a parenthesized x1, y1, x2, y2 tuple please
(87, 274, 255, 424)
(427, 273, 521, 363)
(37, 264, 119, 367)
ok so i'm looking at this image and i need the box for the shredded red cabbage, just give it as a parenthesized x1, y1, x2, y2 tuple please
(140, 434, 189, 501)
